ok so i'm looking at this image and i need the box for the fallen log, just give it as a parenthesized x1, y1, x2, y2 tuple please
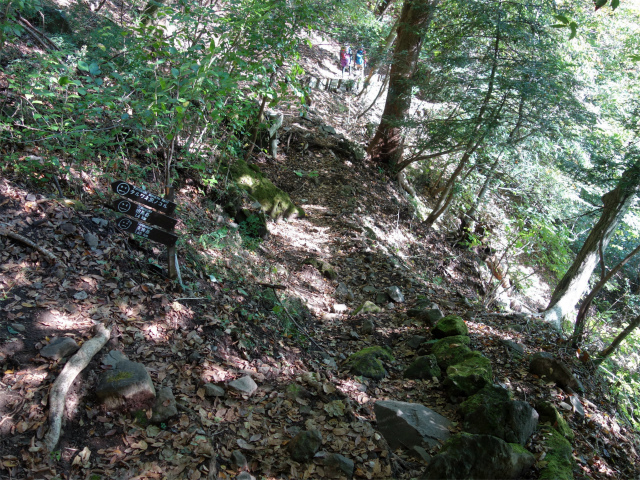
(43, 323, 111, 452)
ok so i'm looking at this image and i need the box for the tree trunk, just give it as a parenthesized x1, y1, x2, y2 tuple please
(594, 314, 640, 366)
(571, 242, 640, 347)
(543, 161, 640, 330)
(367, 0, 439, 168)
(377, 0, 395, 17)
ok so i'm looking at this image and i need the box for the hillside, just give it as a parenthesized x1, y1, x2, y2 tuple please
(2, 1, 640, 480)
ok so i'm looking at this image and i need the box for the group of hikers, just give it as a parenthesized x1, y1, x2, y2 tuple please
(339, 45, 366, 77)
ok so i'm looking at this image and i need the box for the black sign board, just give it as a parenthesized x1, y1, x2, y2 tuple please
(111, 181, 176, 215)
(115, 216, 178, 246)
(113, 199, 177, 231)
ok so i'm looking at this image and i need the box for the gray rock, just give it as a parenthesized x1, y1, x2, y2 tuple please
(203, 383, 226, 397)
(362, 285, 376, 294)
(569, 394, 585, 418)
(375, 292, 389, 304)
(236, 473, 255, 480)
(96, 360, 156, 410)
(407, 335, 427, 349)
(335, 282, 354, 301)
(73, 290, 88, 300)
(60, 222, 76, 235)
(324, 453, 354, 478)
(288, 429, 322, 462)
(346, 347, 394, 380)
(10, 323, 25, 333)
(423, 433, 535, 479)
(404, 355, 441, 380)
(84, 233, 99, 248)
(102, 350, 128, 368)
(231, 449, 248, 470)
(374, 400, 452, 450)
(150, 387, 178, 424)
(529, 352, 584, 392)
(229, 376, 258, 396)
(354, 301, 381, 314)
(501, 339, 525, 357)
(321, 125, 337, 135)
(40, 337, 79, 360)
(361, 319, 375, 335)
(188, 351, 202, 363)
(387, 286, 404, 303)
(92, 217, 109, 227)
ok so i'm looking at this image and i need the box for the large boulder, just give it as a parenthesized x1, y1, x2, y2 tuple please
(430, 335, 473, 370)
(374, 400, 452, 451)
(422, 433, 535, 479)
(432, 315, 468, 338)
(345, 346, 394, 380)
(460, 384, 538, 445)
(529, 352, 584, 392)
(404, 355, 442, 380)
(227, 159, 304, 220)
(96, 360, 156, 410)
(444, 353, 493, 397)
(538, 428, 574, 480)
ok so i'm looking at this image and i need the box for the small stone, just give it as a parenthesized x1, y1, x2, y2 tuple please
(84, 233, 99, 248)
(40, 337, 79, 360)
(289, 429, 323, 462)
(387, 286, 404, 303)
(229, 376, 258, 396)
(92, 217, 109, 227)
(501, 339, 525, 357)
(362, 285, 376, 294)
(569, 395, 585, 418)
(411, 445, 432, 463)
(407, 335, 427, 349)
(361, 319, 375, 335)
(32, 282, 43, 289)
(375, 292, 388, 304)
(203, 383, 226, 397)
(150, 387, 178, 424)
(321, 125, 337, 135)
(188, 351, 202, 363)
(55, 267, 66, 279)
(324, 453, 355, 478)
(74, 291, 88, 300)
(354, 301, 381, 314)
(186, 331, 204, 344)
(10, 323, 26, 333)
(26, 193, 37, 202)
(60, 223, 76, 235)
(231, 449, 248, 470)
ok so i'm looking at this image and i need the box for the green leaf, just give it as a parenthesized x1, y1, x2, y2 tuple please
(553, 14, 570, 24)
(594, 0, 607, 9)
(171, 68, 180, 78)
(611, 0, 620, 9)
(630, 54, 640, 62)
(77, 88, 87, 96)
(89, 63, 101, 76)
(121, 113, 129, 120)
(78, 60, 89, 71)
(569, 22, 577, 40)
(58, 76, 70, 86)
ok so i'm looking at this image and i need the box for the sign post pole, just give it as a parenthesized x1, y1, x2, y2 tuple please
(165, 186, 177, 280)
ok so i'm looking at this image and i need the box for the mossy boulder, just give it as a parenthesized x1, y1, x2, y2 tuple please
(345, 346, 394, 380)
(96, 360, 156, 411)
(423, 433, 535, 479)
(433, 315, 468, 338)
(460, 384, 538, 445)
(354, 300, 382, 314)
(228, 158, 304, 220)
(404, 355, 442, 380)
(538, 427, 574, 480)
(303, 257, 337, 280)
(444, 353, 493, 397)
(536, 401, 574, 441)
(431, 335, 474, 370)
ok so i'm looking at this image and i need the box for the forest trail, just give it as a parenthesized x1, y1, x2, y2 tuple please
(1, 22, 639, 480)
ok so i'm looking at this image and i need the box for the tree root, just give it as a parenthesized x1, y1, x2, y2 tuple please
(0, 223, 62, 266)
(43, 323, 111, 452)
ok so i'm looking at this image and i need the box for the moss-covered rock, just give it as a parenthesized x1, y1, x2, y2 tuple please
(444, 353, 493, 397)
(431, 335, 474, 370)
(303, 257, 337, 280)
(345, 346, 394, 380)
(538, 427, 574, 480)
(404, 355, 442, 380)
(228, 158, 304, 220)
(354, 300, 382, 314)
(536, 401, 574, 441)
(433, 315, 468, 338)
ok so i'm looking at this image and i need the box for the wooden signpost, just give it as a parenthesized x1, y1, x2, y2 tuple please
(111, 181, 180, 280)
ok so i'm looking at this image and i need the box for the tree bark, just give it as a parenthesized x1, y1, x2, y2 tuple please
(594, 314, 640, 366)
(571, 242, 640, 347)
(367, 0, 439, 168)
(542, 161, 640, 330)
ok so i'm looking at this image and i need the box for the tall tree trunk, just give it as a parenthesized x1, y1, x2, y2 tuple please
(377, 0, 395, 17)
(571, 242, 640, 347)
(594, 314, 640, 366)
(542, 161, 640, 330)
(367, 0, 439, 168)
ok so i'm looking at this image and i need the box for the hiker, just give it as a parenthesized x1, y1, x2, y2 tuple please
(340, 45, 352, 76)
(354, 46, 366, 76)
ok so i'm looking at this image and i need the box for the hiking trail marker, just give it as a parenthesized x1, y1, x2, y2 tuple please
(111, 181, 180, 280)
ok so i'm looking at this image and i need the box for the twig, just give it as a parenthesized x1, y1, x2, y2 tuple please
(257, 282, 286, 289)
(44, 323, 111, 451)
(0, 222, 61, 265)
(270, 287, 328, 353)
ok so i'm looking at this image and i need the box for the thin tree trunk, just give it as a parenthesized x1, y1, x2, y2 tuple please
(543, 161, 640, 330)
(571, 242, 640, 347)
(368, 0, 439, 167)
(594, 315, 640, 366)
(377, 0, 395, 17)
